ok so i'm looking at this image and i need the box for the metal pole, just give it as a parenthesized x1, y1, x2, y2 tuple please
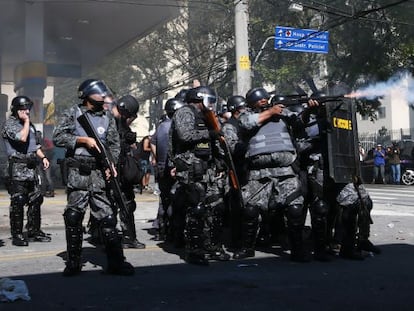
(234, 0, 251, 96)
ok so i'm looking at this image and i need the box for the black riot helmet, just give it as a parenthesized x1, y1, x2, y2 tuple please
(165, 98, 184, 117)
(117, 95, 139, 118)
(227, 95, 246, 112)
(11, 96, 33, 115)
(174, 89, 189, 102)
(217, 100, 228, 116)
(185, 86, 217, 108)
(245, 87, 270, 106)
(78, 79, 112, 100)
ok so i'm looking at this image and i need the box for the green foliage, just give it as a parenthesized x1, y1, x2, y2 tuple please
(54, 0, 414, 123)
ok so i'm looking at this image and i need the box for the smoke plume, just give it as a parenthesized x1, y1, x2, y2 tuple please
(347, 71, 414, 107)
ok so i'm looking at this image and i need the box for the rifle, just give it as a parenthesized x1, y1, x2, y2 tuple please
(270, 94, 345, 107)
(77, 113, 130, 221)
(203, 108, 241, 191)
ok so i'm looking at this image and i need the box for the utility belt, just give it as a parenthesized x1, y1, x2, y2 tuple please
(9, 154, 38, 169)
(175, 155, 209, 181)
(66, 157, 100, 175)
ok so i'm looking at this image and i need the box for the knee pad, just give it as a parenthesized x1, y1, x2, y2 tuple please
(244, 204, 259, 219)
(100, 214, 117, 229)
(188, 204, 206, 218)
(310, 199, 329, 217)
(64, 209, 83, 227)
(11, 194, 28, 209)
(100, 215, 118, 241)
(286, 204, 304, 222)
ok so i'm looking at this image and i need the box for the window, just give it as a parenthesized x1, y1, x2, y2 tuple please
(377, 107, 386, 119)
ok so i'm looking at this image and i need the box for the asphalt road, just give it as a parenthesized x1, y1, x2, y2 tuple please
(0, 185, 413, 310)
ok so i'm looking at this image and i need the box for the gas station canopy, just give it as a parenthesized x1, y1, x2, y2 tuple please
(0, 0, 180, 84)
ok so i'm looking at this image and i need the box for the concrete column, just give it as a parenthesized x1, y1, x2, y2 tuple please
(14, 2, 46, 130)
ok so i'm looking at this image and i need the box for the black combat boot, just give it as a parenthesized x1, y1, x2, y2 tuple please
(27, 204, 51, 242)
(357, 199, 381, 255)
(288, 225, 311, 263)
(102, 225, 134, 276)
(312, 219, 332, 262)
(120, 201, 145, 249)
(205, 209, 230, 261)
(10, 208, 28, 247)
(233, 220, 258, 260)
(63, 226, 83, 276)
(357, 239, 381, 254)
(339, 208, 364, 261)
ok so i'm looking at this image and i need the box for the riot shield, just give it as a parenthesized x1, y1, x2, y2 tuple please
(325, 100, 360, 183)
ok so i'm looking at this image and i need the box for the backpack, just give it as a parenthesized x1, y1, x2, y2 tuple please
(121, 152, 143, 185)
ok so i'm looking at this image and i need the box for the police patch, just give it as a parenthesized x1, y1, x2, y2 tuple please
(97, 126, 105, 135)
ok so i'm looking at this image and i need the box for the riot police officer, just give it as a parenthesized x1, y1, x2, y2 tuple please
(170, 86, 229, 265)
(222, 95, 248, 248)
(53, 79, 134, 276)
(2, 96, 52, 246)
(233, 87, 311, 262)
(113, 95, 146, 249)
(151, 97, 183, 241)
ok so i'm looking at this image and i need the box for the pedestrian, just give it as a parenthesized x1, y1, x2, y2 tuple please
(139, 135, 152, 192)
(2, 96, 51, 246)
(387, 142, 401, 184)
(372, 144, 386, 184)
(53, 79, 134, 276)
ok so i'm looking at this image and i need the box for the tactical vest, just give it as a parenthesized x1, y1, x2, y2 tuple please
(74, 107, 109, 157)
(247, 120, 295, 157)
(4, 122, 38, 156)
(173, 105, 211, 159)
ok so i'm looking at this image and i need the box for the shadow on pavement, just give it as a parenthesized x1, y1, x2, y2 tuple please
(1, 243, 414, 311)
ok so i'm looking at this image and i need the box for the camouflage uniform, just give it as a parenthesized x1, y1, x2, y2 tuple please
(234, 109, 307, 261)
(2, 116, 50, 245)
(335, 182, 380, 257)
(170, 103, 228, 264)
(222, 116, 248, 248)
(53, 104, 128, 275)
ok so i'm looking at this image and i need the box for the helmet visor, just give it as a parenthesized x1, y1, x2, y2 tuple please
(198, 92, 217, 110)
(84, 80, 112, 98)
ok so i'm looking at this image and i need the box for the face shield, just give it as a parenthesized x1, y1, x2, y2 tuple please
(86, 80, 112, 98)
(198, 92, 217, 110)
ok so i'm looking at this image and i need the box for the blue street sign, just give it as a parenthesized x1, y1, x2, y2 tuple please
(275, 38, 329, 54)
(275, 26, 329, 54)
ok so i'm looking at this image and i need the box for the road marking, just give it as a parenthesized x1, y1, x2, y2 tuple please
(0, 245, 162, 262)
(372, 210, 414, 217)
